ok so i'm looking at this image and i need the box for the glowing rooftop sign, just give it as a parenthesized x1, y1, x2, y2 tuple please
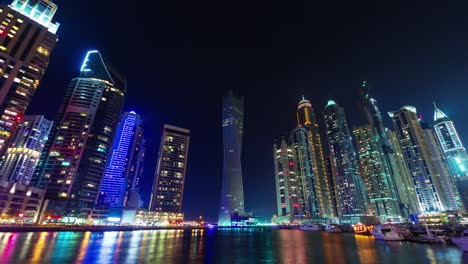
(80, 50, 99, 72)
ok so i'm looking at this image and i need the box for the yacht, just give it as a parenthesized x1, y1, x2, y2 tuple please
(371, 224, 405, 241)
(452, 229, 468, 252)
(299, 223, 321, 231)
(325, 224, 341, 233)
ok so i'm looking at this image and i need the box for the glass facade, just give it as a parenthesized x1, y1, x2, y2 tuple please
(323, 100, 368, 218)
(219, 91, 246, 226)
(99, 112, 145, 209)
(433, 104, 468, 211)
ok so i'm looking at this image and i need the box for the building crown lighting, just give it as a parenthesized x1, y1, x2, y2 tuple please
(10, 0, 60, 34)
(433, 102, 448, 122)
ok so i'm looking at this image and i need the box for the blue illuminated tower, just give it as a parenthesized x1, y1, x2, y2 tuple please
(99, 111, 145, 209)
(219, 91, 246, 226)
(34, 50, 126, 218)
(433, 104, 468, 211)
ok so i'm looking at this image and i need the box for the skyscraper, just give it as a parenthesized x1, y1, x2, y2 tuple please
(219, 91, 246, 226)
(359, 82, 403, 218)
(149, 125, 190, 213)
(421, 121, 460, 211)
(386, 129, 420, 216)
(290, 127, 320, 219)
(273, 136, 301, 217)
(0, 115, 52, 184)
(353, 125, 401, 221)
(323, 100, 368, 219)
(433, 104, 468, 211)
(0, 0, 59, 155)
(34, 50, 126, 218)
(389, 106, 444, 213)
(99, 111, 145, 209)
(296, 96, 335, 219)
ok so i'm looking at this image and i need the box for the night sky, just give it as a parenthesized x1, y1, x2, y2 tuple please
(27, 0, 468, 221)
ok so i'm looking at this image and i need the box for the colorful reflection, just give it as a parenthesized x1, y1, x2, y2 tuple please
(0, 229, 463, 263)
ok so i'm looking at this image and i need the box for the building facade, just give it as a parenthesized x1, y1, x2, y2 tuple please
(433, 104, 468, 211)
(323, 100, 368, 219)
(0, 179, 45, 223)
(296, 97, 335, 219)
(99, 111, 145, 209)
(353, 125, 401, 221)
(33, 50, 126, 218)
(273, 136, 301, 217)
(219, 91, 246, 226)
(386, 129, 420, 216)
(0, 115, 52, 184)
(149, 125, 190, 213)
(0, 1, 59, 155)
(421, 121, 461, 211)
(389, 106, 444, 213)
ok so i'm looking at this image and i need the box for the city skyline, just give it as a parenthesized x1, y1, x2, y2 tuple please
(7, 0, 468, 221)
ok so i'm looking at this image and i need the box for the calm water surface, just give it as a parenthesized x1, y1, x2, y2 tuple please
(0, 228, 466, 263)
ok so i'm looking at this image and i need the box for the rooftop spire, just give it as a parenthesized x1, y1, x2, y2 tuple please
(433, 102, 448, 121)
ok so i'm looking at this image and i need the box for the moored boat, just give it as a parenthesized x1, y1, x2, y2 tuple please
(325, 224, 341, 233)
(451, 229, 468, 252)
(353, 223, 372, 236)
(371, 224, 405, 241)
(299, 223, 321, 231)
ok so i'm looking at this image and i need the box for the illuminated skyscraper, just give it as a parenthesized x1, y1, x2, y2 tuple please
(34, 50, 126, 218)
(353, 125, 400, 221)
(99, 111, 145, 209)
(290, 127, 320, 219)
(219, 91, 246, 226)
(420, 121, 460, 211)
(273, 136, 301, 217)
(149, 125, 190, 213)
(323, 100, 368, 219)
(0, 1, 59, 155)
(386, 129, 420, 216)
(296, 96, 335, 219)
(359, 82, 405, 218)
(389, 106, 444, 213)
(433, 104, 468, 210)
(0, 115, 52, 184)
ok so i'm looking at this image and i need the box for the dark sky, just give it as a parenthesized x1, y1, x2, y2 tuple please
(27, 0, 468, 221)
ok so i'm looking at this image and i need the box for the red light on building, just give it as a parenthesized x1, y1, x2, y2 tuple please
(18, 213, 24, 217)
(293, 203, 299, 207)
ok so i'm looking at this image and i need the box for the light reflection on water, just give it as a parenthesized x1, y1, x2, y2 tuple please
(0, 228, 465, 264)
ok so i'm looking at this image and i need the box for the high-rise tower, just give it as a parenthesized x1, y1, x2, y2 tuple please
(420, 121, 460, 211)
(99, 111, 145, 209)
(353, 125, 401, 221)
(34, 50, 126, 218)
(149, 124, 190, 213)
(273, 136, 301, 217)
(389, 106, 444, 213)
(219, 91, 246, 226)
(0, 115, 52, 184)
(433, 104, 468, 211)
(0, 1, 59, 155)
(386, 129, 420, 216)
(323, 100, 368, 219)
(296, 96, 335, 219)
